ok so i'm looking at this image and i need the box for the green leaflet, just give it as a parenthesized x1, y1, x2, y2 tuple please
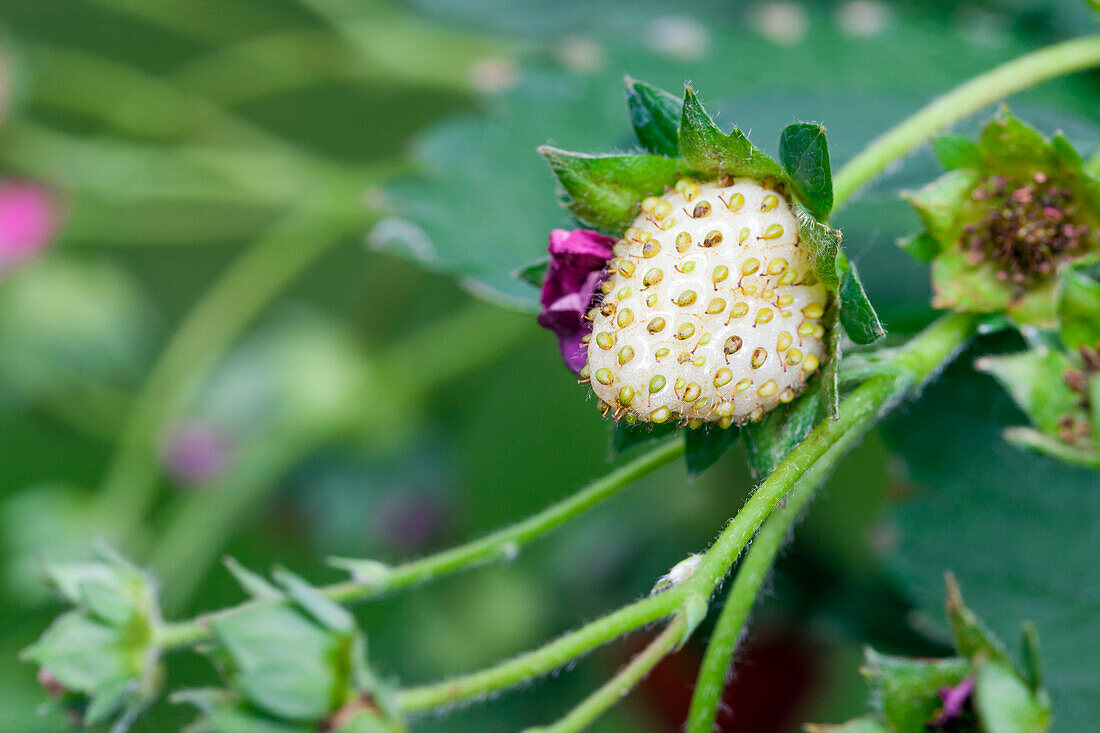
(625, 77, 682, 158)
(779, 122, 833, 219)
(539, 147, 684, 232)
(677, 87, 785, 181)
(838, 259, 886, 345)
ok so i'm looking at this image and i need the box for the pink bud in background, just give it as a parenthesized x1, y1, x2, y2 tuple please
(0, 182, 58, 273)
(164, 420, 232, 485)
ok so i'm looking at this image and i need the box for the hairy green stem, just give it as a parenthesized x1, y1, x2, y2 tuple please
(683, 316, 975, 732)
(153, 436, 685, 648)
(522, 616, 688, 733)
(833, 34, 1100, 207)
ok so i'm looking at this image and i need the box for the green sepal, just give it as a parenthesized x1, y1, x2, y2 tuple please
(514, 259, 549, 289)
(973, 658, 1053, 733)
(742, 379, 822, 480)
(945, 573, 1014, 668)
(976, 347, 1086, 437)
(223, 557, 282, 600)
(1003, 426, 1100, 468)
(539, 147, 685, 232)
(677, 86, 785, 181)
(796, 206, 842, 290)
(684, 423, 740, 476)
(1058, 267, 1100, 350)
(1019, 621, 1044, 693)
(863, 648, 970, 733)
(838, 258, 885, 345)
(897, 231, 941, 263)
(933, 134, 982, 171)
(901, 169, 980, 244)
(624, 77, 682, 158)
(611, 419, 679, 455)
(779, 122, 833, 219)
(804, 717, 891, 733)
(822, 305, 842, 418)
(978, 108, 1054, 171)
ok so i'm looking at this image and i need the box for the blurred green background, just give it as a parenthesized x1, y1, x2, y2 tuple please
(1, 1, 1099, 731)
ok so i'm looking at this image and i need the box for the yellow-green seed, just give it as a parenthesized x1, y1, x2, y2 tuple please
(735, 378, 752, 392)
(647, 317, 666, 334)
(697, 332, 712, 346)
(642, 239, 661, 258)
(656, 347, 670, 359)
(741, 258, 760, 275)
(761, 194, 779, 212)
(649, 375, 666, 393)
(618, 346, 635, 365)
(787, 348, 803, 365)
(650, 406, 671, 423)
(653, 200, 672, 219)
(600, 301, 616, 316)
(616, 308, 634, 327)
(763, 224, 784, 240)
(680, 261, 696, 274)
(692, 201, 711, 218)
(803, 354, 820, 372)
(758, 380, 778, 397)
(714, 367, 733, 387)
(777, 294, 794, 306)
(718, 415, 734, 429)
(646, 293, 659, 307)
(675, 323, 696, 340)
(693, 355, 706, 367)
(768, 257, 788, 275)
(683, 383, 702, 402)
(779, 269, 798, 285)
(725, 192, 745, 211)
(618, 260, 636, 277)
(617, 286, 631, 301)
(578, 364, 589, 379)
(703, 230, 723, 248)
(675, 290, 697, 307)
(778, 388, 795, 403)
(803, 303, 824, 319)
(724, 335, 743, 356)
(641, 196, 660, 213)
(674, 377, 687, 391)
(739, 227, 751, 243)
(596, 332, 615, 350)
(798, 322, 815, 336)
(643, 268, 663, 288)
(729, 302, 749, 318)
(618, 386, 635, 405)
(595, 368, 613, 385)
(712, 266, 729, 284)
(751, 347, 768, 368)
(777, 331, 792, 351)
(706, 298, 726, 314)
(676, 232, 692, 252)
(755, 308, 773, 325)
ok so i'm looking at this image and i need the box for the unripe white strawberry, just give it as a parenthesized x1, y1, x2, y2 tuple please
(583, 177, 830, 427)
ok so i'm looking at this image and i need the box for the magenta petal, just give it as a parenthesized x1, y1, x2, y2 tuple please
(536, 234, 612, 376)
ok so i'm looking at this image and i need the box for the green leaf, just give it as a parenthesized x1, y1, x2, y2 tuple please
(1059, 268, 1100, 350)
(864, 648, 970, 732)
(933, 134, 982, 171)
(897, 231, 941, 263)
(838, 260, 886, 345)
(22, 612, 131, 695)
(677, 87, 784, 180)
(796, 209, 842, 290)
(624, 77, 682, 158)
(539, 147, 684, 232)
(779, 122, 833, 219)
(974, 659, 1053, 733)
(742, 380, 822, 480)
(881, 351, 1100, 727)
(514, 259, 548, 289)
(611, 420, 679, 454)
(684, 423, 740, 476)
